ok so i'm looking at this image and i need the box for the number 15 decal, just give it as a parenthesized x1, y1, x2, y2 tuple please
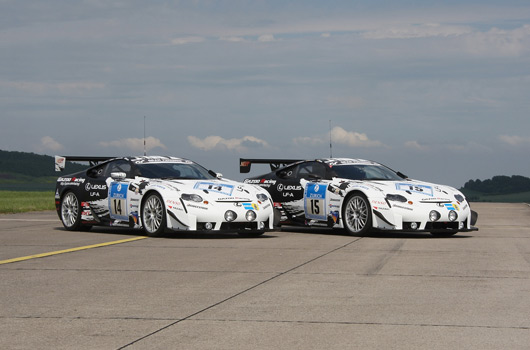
(109, 182, 129, 221)
(304, 183, 327, 220)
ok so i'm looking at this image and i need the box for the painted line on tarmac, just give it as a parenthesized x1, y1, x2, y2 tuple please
(0, 237, 148, 265)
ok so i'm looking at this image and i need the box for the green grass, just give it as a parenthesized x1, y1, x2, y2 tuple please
(0, 191, 56, 214)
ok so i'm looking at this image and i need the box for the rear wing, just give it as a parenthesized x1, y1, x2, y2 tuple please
(55, 156, 114, 171)
(239, 158, 303, 173)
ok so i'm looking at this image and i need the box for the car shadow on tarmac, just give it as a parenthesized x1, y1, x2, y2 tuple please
(54, 225, 278, 239)
(279, 226, 473, 239)
(54, 225, 472, 240)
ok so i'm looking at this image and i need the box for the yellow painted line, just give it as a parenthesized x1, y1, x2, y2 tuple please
(0, 236, 148, 265)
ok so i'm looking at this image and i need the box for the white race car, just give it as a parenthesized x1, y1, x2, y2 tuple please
(55, 156, 275, 237)
(241, 158, 478, 237)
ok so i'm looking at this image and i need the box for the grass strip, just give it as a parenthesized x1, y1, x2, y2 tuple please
(0, 191, 55, 214)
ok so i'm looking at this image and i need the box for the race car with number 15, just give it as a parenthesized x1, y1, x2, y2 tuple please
(241, 158, 478, 237)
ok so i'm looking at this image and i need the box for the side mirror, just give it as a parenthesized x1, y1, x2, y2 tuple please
(208, 169, 223, 179)
(111, 172, 126, 181)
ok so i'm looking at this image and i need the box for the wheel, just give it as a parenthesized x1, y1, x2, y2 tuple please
(142, 193, 166, 237)
(342, 193, 372, 236)
(60, 191, 83, 231)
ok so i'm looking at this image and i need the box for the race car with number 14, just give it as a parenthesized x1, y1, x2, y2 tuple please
(55, 156, 275, 237)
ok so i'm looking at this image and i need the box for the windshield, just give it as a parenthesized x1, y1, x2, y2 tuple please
(136, 162, 215, 180)
(330, 164, 403, 181)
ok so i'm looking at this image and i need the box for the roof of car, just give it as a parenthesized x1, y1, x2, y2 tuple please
(317, 158, 381, 166)
(126, 156, 193, 164)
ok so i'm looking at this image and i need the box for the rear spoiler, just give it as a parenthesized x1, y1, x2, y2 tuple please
(55, 156, 114, 171)
(239, 158, 303, 173)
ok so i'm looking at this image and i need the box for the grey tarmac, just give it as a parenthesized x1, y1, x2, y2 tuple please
(0, 203, 529, 349)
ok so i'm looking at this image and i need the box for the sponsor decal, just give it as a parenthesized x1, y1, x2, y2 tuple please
(58, 177, 86, 186)
(393, 204, 414, 211)
(187, 204, 208, 210)
(194, 182, 234, 196)
(242, 202, 259, 211)
(109, 182, 129, 221)
(304, 182, 327, 220)
(444, 203, 460, 211)
(330, 211, 339, 223)
(277, 184, 302, 191)
(396, 183, 434, 197)
(85, 183, 107, 191)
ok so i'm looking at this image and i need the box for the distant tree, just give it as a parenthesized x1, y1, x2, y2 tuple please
(0, 150, 87, 177)
(463, 175, 530, 194)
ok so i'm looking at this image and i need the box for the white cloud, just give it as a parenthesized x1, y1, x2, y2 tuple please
(258, 34, 276, 42)
(499, 135, 530, 146)
(362, 23, 472, 40)
(40, 136, 63, 152)
(462, 24, 530, 56)
(170, 36, 205, 45)
(294, 126, 383, 148)
(219, 36, 246, 42)
(188, 135, 269, 152)
(405, 140, 429, 151)
(99, 137, 167, 153)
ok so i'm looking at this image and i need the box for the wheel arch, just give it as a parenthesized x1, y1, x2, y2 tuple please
(140, 189, 165, 215)
(340, 188, 374, 214)
(339, 188, 376, 231)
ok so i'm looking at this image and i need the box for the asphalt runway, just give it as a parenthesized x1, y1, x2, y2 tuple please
(0, 203, 529, 349)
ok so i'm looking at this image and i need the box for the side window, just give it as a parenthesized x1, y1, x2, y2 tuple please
(298, 162, 326, 179)
(277, 165, 297, 179)
(105, 160, 132, 178)
(88, 163, 108, 178)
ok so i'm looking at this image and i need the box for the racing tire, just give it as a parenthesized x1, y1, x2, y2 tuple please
(60, 191, 84, 231)
(142, 192, 167, 237)
(342, 192, 372, 236)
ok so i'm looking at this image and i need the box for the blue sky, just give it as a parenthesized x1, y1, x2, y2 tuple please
(1, 0, 530, 187)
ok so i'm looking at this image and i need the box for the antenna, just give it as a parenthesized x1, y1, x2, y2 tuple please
(329, 119, 333, 158)
(143, 116, 147, 156)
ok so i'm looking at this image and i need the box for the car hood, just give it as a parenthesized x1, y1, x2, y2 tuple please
(152, 178, 266, 202)
(335, 178, 464, 202)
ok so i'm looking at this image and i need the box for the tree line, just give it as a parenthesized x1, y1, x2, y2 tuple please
(462, 175, 530, 194)
(0, 150, 86, 177)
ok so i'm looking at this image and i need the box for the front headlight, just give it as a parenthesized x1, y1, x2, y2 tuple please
(386, 194, 407, 202)
(181, 193, 203, 202)
(454, 194, 465, 202)
(245, 210, 257, 221)
(429, 210, 441, 222)
(256, 193, 269, 202)
(225, 210, 237, 222)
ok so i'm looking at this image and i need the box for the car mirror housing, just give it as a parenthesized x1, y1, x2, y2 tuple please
(111, 172, 127, 181)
